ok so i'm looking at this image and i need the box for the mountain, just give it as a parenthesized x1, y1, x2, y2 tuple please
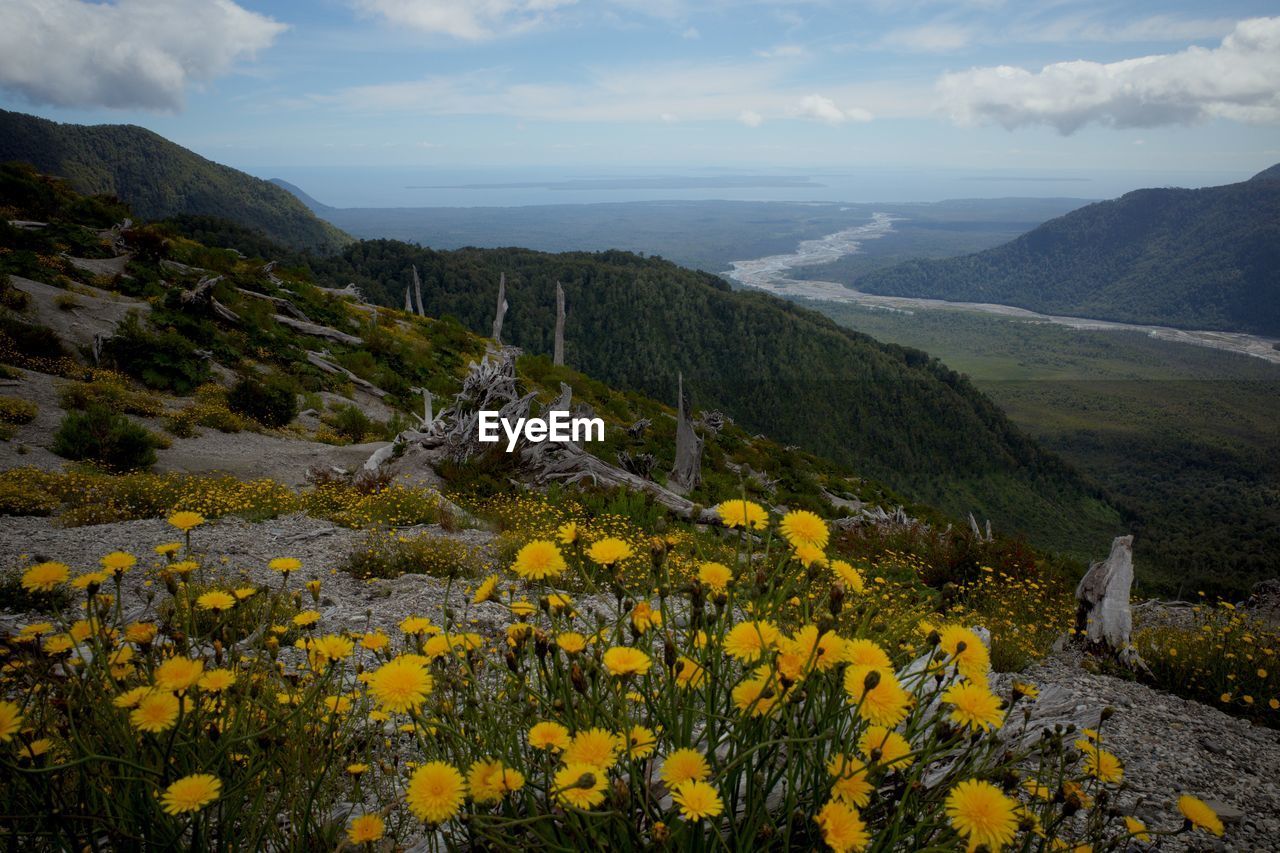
(855, 168, 1280, 336)
(0, 110, 349, 253)
(270, 178, 334, 214)
(304, 241, 1120, 555)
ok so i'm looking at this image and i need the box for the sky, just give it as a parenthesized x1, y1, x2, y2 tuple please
(1, 0, 1279, 202)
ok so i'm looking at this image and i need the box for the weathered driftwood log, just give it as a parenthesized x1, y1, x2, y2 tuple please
(617, 450, 656, 480)
(553, 281, 566, 367)
(698, 410, 727, 435)
(403, 286, 413, 313)
(408, 386, 435, 428)
(627, 418, 651, 439)
(180, 276, 240, 324)
(275, 314, 362, 345)
(669, 373, 703, 493)
(1075, 535, 1143, 667)
(235, 287, 308, 320)
(316, 283, 365, 302)
(491, 273, 507, 344)
(305, 351, 388, 398)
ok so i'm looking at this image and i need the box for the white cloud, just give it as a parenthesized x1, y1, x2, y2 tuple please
(755, 43, 810, 60)
(660, 112, 678, 122)
(794, 94, 871, 125)
(738, 109, 764, 127)
(353, 0, 579, 40)
(881, 23, 972, 53)
(939, 16, 1280, 134)
(681, 26, 701, 40)
(0, 0, 285, 111)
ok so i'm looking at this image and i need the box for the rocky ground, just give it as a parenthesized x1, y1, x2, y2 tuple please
(996, 649, 1280, 852)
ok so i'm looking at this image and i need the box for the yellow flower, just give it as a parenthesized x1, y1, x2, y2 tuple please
(698, 561, 732, 591)
(564, 728, 621, 770)
(624, 724, 658, 759)
(946, 779, 1018, 853)
(472, 574, 499, 603)
(155, 656, 204, 692)
(830, 560, 865, 594)
(603, 646, 652, 677)
(1178, 795, 1224, 836)
(1012, 681, 1039, 700)
(1080, 744, 1124, 784)
(845, 665, 912, 726)
(660, 748, 709, 787)
(510, 599, 536, 618)
(0, 700, 22, 742)
(513, 540, 567, 580)
(858, 726, 913, 769)
(732, 669, 786, 717)
(310, 634, 355, 666)
(100, 551, 136, 573)
(233, 586, 256, 600)
(360, 631, 390, 652)
(587, 537, 633, 567)
(198, 669, 236, 693)
(557, 521, 580, 544)
(554, 763, 607, 810)
(674, 656, 706, 689)
(168, 561, 197, 576)
(723, 620, 780, 662)
(672, 780, 723, 821)
(155, 542, 182, 557)
(842, 639, 891, 669)
(130, 691, 180, 733)
(546, 592, 573, 613)
(938, 625, 991, 681)
(630, 601, 662, 634)
(293, 610, 321, 628)
(1123, 816, 1151, 843)
(367, 656, 434, 713)
(21, 562, 69, 593)
(347, 813, 385, 844)
(468, 758, 525, 804)
(528, 721, 571, 751)
(160, 773, 221, 815)
(556, 632, 587, 654)
(168, 511, 205, 532)
(400, 615, 436, 635)
(405, 761, 465, 824)
(196, 591, 236, 612)
(779, 509, 828, 549)
(269, 556, 301, 574)
(942, 681, 1005, 732)
(113, 686, 151, 708)
(827, 754, 872, 808)
(714, 499, 768, 530)
(815, 799, 870, 853)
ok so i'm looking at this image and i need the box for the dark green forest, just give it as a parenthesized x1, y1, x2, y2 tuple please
(302, 240, 1120, 555)
(855, 167, 1280, 336)
(0, 110, 348, 253)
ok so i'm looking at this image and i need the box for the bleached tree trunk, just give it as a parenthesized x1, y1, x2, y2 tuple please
(412, 265, 425, 316)
(554, 281, 566, 367)
(492, 273, 507, 344)
(404, 286, 413, 313)
(670, 372, 703, 493)
(1075, 535, 1143, 667)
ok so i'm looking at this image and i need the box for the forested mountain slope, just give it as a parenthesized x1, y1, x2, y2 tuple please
(307, 241, 1120, 553)
(857, 167, 1280, 336)
(0, 110, 348, 253)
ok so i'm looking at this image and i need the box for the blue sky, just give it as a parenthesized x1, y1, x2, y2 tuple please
(2, 0, 1279, 185)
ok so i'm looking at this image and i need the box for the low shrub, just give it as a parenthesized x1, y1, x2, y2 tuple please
(59, 375, 164, 417)
(102, 314, 209, 394)
(341, 529, 486, 580)
(227, 373, 298, 428)
(325, 403, 375, 443)
(50, 406, 157, 472)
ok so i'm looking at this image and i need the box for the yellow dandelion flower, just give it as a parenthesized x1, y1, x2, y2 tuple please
(528, 721, 571, 751)
(564, 728, 620, 770)
(198, 669, 236, 693)
(347, 814, 385, 844)
(942, 681, 1005, 732)
(842, 638, 892, 669)
(0, 700, 22, 742)
(831, 560, 865, 593)
(626, 725, 657, 759)
(405, 761, 465, 824)
(21, 562, 69, 593)
(844, 665, 912, 727)
(1178, 795, 1224, 836)
(672, 780, 723, 821)
(130, 691, 180, 733)
(554, 763, 606, 810)
(714, 499, 768, 530)
(469, 758, 525, 804)
(1123, 816, 1151, 843)
(815, 799, 870, 853)
(168, 511, 205, 532)
(155, 656, 204, 692)
(292, 610, 321, 628)
(723, 620, 780, 662)
(196, 591, 236, 612)
(513, 540, 567, 580)
(557, 521, 580, 544)
(100, 551, 136, 573)
(946, 779, 1018, 853)
(674, 655, 706, 689)
(938, 625, 991, 681)
(660, 748, 710, 787)
(269, 556, 301, 574)
(160, 774, 220, 815)
(367, 656, 434, 713)
(603, 646, 652, 677)
(473, 574, 500, 603)
(780, 509, 828, 549)
(698, 561, 732, 591)
(858, 726, 913, 769)
(556, 632, 587, 654)
(827, 754, 873, 808)
(587, 537, 633, 567)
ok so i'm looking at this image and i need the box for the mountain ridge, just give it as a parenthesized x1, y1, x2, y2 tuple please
(0, 109, 349, 253)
